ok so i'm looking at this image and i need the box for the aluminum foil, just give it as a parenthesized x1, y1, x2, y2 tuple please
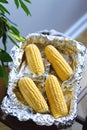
(1, 30, 87, 128)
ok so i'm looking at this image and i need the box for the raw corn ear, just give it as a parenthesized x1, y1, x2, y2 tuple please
(45, 45, 73, 81)
(25, 44, 44, 75)
(18, 77, 49, 113)
(45, 75, 68, 118)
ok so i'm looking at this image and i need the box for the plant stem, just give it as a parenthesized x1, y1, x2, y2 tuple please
(1, 60, 4, 66)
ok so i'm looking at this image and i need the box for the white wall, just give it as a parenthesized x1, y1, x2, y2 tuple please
(2, 0, 87, 52)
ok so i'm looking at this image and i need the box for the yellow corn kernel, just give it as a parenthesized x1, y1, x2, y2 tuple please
(45, 45, 73, 81)
(25, 44, 44, 75)
(45, 75, 68, 118)
(18, 77, 49, 113)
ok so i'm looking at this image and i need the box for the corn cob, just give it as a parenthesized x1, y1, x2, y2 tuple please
(45, 45, 73, 81)
(25, 44, 44, 75)
(45, 75, 68, 118)
(18, 77, 49, 113)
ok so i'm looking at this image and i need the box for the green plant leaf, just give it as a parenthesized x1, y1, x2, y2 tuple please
(0, 5, 4, 14)
(8, 35, 19, 48)
(0, 65, 8, 85)
(0, 0, 8, 3)
(19, 0, 31, 16)
(2, 33, 7, 51)
(1, 14, 17, 27)
(0, 49, 12, 62)
(10, 25, 20, 35)
(0, 65, 3, 78)
(0, 28, 3, 37)
(9, 32, 25, 41)
(0, 4, 10, 14)
(24, 0, 31, 4)
(14, 0, 19, 8)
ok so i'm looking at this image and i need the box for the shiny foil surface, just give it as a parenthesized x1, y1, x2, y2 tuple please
(1, 30, 87, 128)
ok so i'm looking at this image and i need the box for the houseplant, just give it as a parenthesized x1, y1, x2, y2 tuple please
(0, 0, 31, 103)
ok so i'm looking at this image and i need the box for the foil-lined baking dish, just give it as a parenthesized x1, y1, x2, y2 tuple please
(1, 30, 87, 129)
